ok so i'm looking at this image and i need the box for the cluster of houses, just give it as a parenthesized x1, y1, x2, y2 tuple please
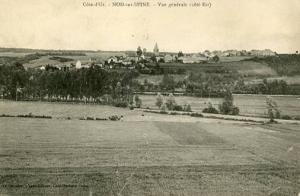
(39, 44, 277, 71)
(210, 49, 276, 57)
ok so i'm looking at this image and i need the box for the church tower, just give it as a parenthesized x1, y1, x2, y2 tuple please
(153, 43, 159, 56)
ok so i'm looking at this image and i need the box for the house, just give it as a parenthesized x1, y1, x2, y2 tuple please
(107, 56, 118, 64)
(75, 60, 82, 69)
(250, 49, 276, 56)
(178, 56, 208, 63)
(95, 63, 103, 68)
(81, 64, 90, 69)
(261, 49, 276, 56)
(164, 54, 175, 63)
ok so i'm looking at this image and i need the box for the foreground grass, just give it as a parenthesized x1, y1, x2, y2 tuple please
(0, 117, 299, 195)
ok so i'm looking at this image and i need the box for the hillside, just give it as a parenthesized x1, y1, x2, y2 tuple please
(159, 60, 278, 77)
(245, 55, 300, 76)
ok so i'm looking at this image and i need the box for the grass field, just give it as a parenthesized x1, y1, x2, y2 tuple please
(0, 101, 133, 119)
(0, 51, 126, 68)
(0, 52, 33, 57)
(160, 61, 277, 77)
(136, 74, 186, 85)
(1, 94, 300, 119)
(218, 56, 252, 62)
(1, 51, 280, 81)
(0, 105, 299, 195)
(247, 76, 300, 85)
(139, 94, 300, 118)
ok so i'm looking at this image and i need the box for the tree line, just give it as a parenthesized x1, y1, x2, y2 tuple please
(0, 63, 139, 106)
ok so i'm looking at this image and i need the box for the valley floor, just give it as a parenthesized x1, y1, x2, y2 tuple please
(0, 102, 299, 195)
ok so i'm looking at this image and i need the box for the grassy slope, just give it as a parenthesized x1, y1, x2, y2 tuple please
(0, 116, 299, 195)
(0, 51, 126, 68)
(139, 94, 300, 118)
(160, 61, 277, 77)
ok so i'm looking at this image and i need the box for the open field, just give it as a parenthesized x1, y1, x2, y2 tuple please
(160, 61, 277, 77)
(0, 106, 299, 195)
(139, 94, 300, 118)
(23, 56, 67, 68)
(1, 94, 300, 119)
(247, 76, 300, 85)
(219, 56, 252, 62)
(222, 61, 277, 77)
(0, 51, 126, 68)
(0, 52, 33, 57)
(136, 74, 186, 85)
(0, 101, 133, 119)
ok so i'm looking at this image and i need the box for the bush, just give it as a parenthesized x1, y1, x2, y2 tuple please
(1, 114, 14, 117)
(160, 103, 167, 113)
(173, 105, 183, 111)
(155, 93, 164, 109)
(109, 115, 121, 121)
(166, 93, 176, 110)
(219, 89, 239, 115)
(184, 104, 192, 112)
(266, 96, 280, 122)
(281, 115, 292, 120)
(160, 110, 168, 114)
(231, 106, 240, 115)
(114, 101, 128, 108)
(294, 117, 300, 121)
(86, 116, 94, 120)
(202, 103, 219, 114)
(96, 117, 108, 121)
(190, 113, 203, 117)
(275, 110, 281, 119)
(129, 105, 135, 110)
(135, 95, 142, 108)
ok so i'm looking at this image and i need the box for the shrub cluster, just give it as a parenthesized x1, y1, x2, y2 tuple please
(156, 93, 192, 112)
(0, 113, 52, 119)
(109, 115, 123, 121)
(190, 113, 204, 117)
(219, 90, 240, 115)
(202, 102, 219, 114)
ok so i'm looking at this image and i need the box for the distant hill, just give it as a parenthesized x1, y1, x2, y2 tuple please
(244, 54, 300, 76)
(159, 61, 277, 77)
(0, 47, 96, 53)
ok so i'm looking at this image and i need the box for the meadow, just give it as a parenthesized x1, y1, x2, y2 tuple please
(0, 105, 299, 195)
(160, 60, 277, 77)
(0, 50, 299, 195)
(1, 93, 300, 119)
(0, 51, 126, 68)
(139, 94, 300, 118)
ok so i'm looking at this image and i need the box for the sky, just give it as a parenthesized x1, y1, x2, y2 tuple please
(0, 0, 299, 53)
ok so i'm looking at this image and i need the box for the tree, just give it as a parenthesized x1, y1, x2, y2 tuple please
(203, 102, 219, 114)
(160, 103, 167, 113)
(266, 96, 280, 122)
(219, 89, 239, 115)
(212, 55, 220, 63)
(160, 74, 175, 90)
(166, 93, 176, 110)
(184, 104, 192, 112)
(150, 55, 157, 63)
(136, 46, 143, 57)
(178, 51, 184, 57)
(155, 93, 163, 109)
(135, 94, 142, 108)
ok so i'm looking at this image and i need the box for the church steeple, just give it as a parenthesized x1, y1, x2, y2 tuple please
(153, 43, 159, 56)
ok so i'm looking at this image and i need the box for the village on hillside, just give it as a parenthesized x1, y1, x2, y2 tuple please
(37, 43, 277, 71)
